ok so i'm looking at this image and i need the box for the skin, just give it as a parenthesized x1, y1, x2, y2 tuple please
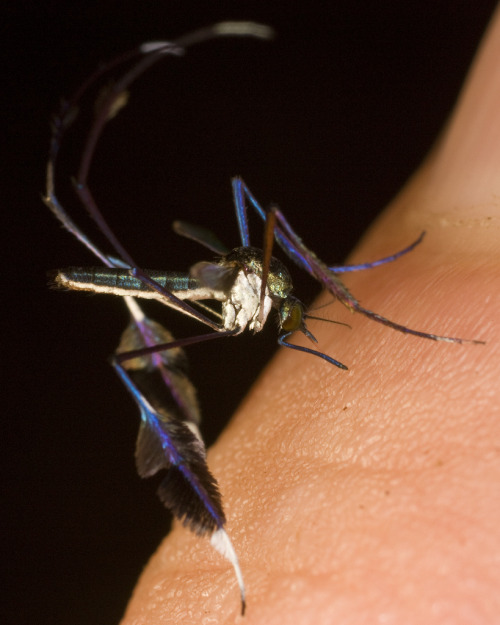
(121, 9, 500, 625)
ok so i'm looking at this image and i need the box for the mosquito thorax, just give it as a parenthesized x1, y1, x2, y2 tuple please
(217, 246, 295, 335)
(222, 247, 293, 301)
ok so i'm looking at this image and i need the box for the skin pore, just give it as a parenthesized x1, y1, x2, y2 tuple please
(121, 9, 500, 624)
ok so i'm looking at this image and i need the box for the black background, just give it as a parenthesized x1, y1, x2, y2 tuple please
(5, 2, 497, 624)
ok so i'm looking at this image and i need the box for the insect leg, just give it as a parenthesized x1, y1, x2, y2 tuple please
(115, 297, 245, 612)
(232, 178, 294, 329)
(329, 231, 426, 272)
(233, 179, 484, 345)
(232, 176, 253, 246)
(278, 332, 348, 369)
(257, 208, 278, 326)
(73, 45, 185, 269)
(46, 49, 219, 330)
(72, 24, 273, 265)
(232, 177, 316, 274)
(272, 204, 485, 344)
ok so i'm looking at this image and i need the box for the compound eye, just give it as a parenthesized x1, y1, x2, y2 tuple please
(280, 298, 304, 332)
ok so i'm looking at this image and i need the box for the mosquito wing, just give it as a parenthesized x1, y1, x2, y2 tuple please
(114, 309, 246, 611)
(115, 318, 225, 534)
(114, 316, 225, 534)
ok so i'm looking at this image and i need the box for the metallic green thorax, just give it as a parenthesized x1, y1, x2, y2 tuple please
(222, 247, 293, 302)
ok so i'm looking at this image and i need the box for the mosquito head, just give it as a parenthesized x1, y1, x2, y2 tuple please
(278, 296, 349, 369)
(279, 296, 309, 335)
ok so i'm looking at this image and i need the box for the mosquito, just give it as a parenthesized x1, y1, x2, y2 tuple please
(44, 21, 484, 616)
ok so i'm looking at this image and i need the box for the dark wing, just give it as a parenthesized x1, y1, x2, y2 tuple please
(115, 317, 226, 535)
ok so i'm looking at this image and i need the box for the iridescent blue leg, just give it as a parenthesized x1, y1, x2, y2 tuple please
(278, 332, 348, 369)
(232, 177, 313, 273)
(233, 178, 302, 327)
(233, 177, 425, 275)
(112, 304, 245, 611)
(233, 178, 484, 345)
(112, 325, 233, 535)
(329, 231, 426, 272)
(232, 177, 252, 246)
(46, 43, 227, 332)
(272, 204, 485, 344)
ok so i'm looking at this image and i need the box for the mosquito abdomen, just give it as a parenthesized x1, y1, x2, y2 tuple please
(49, 267, 199, 299)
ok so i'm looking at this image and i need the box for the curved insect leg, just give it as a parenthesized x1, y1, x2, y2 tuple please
(72, 24, 273, 269)
(115, 297, 245, 613)
(46, 24, 273, 615)
(233, 179, 484, 345)
(233, 177, 425, 276)
(348, 304, 485, 344)
(329, 231, 426, 272)
(47, 35, 268, 330)
(271, 204, 485, 344)
(232, 176, 253, 246)
(70, 44, 224, 329)
(44, 40, 183, 265)
(232, 176, 317, 274)
(278, 331, 348, 369)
